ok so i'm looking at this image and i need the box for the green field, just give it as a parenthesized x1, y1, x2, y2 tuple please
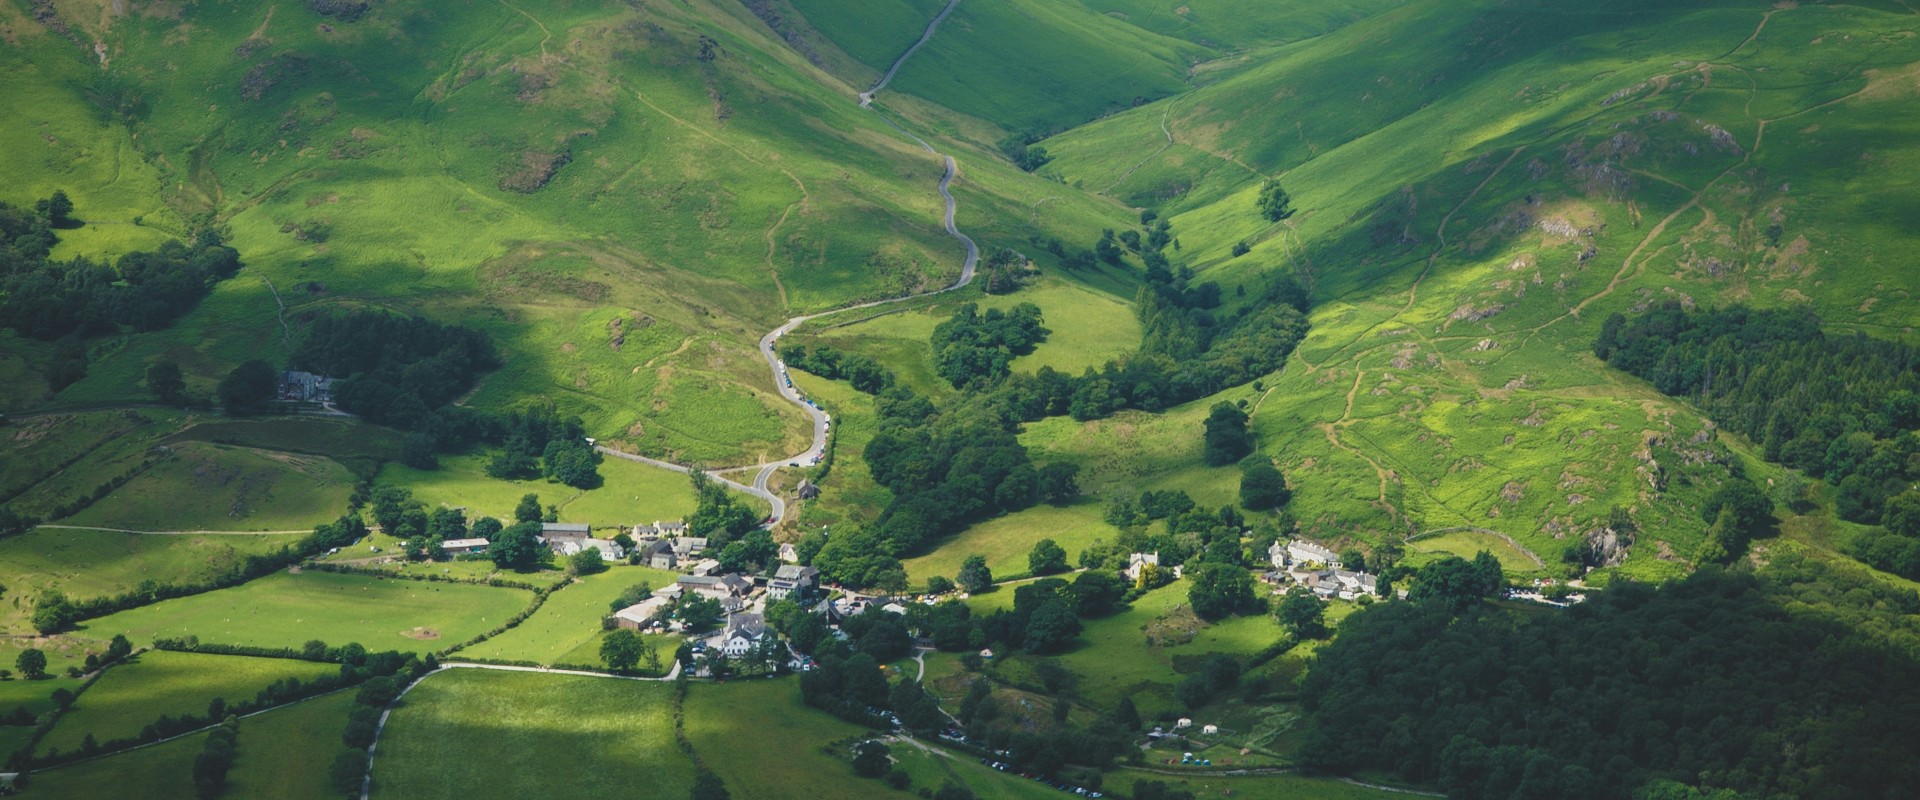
(38, 650, 339, 754)
(24, 689, 356, 800)
(459, 565, 681, 665)
(377, 450, 726, 527)
(0, 528, 304, 633)
(61, 441, 356, 532)
(902, 501, 1122, 586)
(0, 638, 89, 759)
(687, 679, 1067, 800)
(1407, 529, 1547, 573)
(368, 669, 690, 799)
(82, 571, 533, 654)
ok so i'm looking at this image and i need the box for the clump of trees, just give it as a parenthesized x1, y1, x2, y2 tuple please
(779, 344, 895, 394)
(291, 310, 498, 428)
(1256, 179, 1295, 222)
(1298, 558, 1920, 800)
(1202, 401, 1253, 466)
(686, 472, 762, 554)
(997, 130, 1053, 172)
(1, 196, 243, 343)
(930, 302, 1049, 388)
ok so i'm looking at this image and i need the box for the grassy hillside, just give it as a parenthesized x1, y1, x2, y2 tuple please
(367, 669, 690, 800)
(1021, 0, 1920, 581)
(37, 650, 338, 754)
(24, 689, 356, 800)
(0, 528, 302, 633)
(84, 570, 533, 654)
(0, 0, 1141, 465)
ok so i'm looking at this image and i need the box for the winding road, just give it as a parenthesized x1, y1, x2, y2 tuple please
(598, 0, 978, 527)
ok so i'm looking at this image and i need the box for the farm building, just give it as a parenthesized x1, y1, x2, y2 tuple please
(443, 537, 490, 555)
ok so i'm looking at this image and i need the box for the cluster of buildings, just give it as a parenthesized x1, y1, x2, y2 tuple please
(278, 370, 336, 403)
(612, 559, 824, 660)
(1262, 539, 1381, 600)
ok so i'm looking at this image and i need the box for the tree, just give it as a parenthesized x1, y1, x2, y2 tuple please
(1408, 555, 1499, 612)
(216, 359, 277, 413)
(691, 770, 732, 800)
(31, 591, 74, 634)
(1239, 460, 1290, 509)
(146, 360, 186, 404)
(1028, 539, 1069, 576)
(1256, 179, 1295, 222)
(107, 634, 133, 662)
(1067, 570, 1127, 617)
(1038, 462, 1081, 505)
(514, 493, 544, 523)
(570, 547, 607, 576)
(398, 432, 438, 470)
(1023, 600, 1083, 652)
(329, 750, 369, 796)
(678, 595, 724, 632)
(15, 648, 47, 680)
(852, 740, 892, 778)
(471, 516, 504, 540)
(956, 555, 993, 594)
(1186, 563, 1258, 621)
(1277, 588, 1327, 639)
(1203, 402, 1254, 466)
(488, 522, 548, 571)
(542, 437, 604, 489)
(601, 629, 648, 672)
(925, 575, 955, 595)
(37, 190, 75, 227)
(426, 507, 467, 540)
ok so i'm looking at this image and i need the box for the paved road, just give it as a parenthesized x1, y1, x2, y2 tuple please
(604, 0, 977, 528)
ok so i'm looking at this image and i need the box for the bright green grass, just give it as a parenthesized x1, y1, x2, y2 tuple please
(60, 441, 355, 532)
(82, 571, 533, 654)
(810, 277, 1140, 391)
(1, 0, 1139, 471)
(902, 501, 1121, 586)
(39, 651, 338, 754)
(368, 669, 691, 799)
(0, 529, 302, 634)
(685, 679, 1073, 800)
(1408, 530, 1546, 572)
(376, 451, 728, 527)
(24, 688, 356, 800)
(459, 565, 681, 664)
(168, 417, 404, 480)
(0, 638, 88, 758)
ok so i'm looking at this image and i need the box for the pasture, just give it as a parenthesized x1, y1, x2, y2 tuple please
(81, 571, 533, 654)
(377, 451, 716, 528)
(61, 441, 356, 532)
(38, 650, 338, 754)
(0, 528, 303, 634)
(24, 689, 356, 800)
(459, 565, 680, 665)
(902, 501, 1122, 586)
(367, 669, 690, 799)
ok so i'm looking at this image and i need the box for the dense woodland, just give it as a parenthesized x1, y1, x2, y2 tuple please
(1596, 303, 1920, 575)
(290, 310, 498, 427)
(1298, 557, 1920, 800)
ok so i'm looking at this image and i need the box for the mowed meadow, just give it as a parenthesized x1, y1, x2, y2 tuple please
(82, 571, 533, 654)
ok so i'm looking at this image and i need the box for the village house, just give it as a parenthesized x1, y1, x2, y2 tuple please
(554, 537, 624, 561)
(1285, 540, 1341, 568)
(671, 537, 709, 562)
(637, 539, 677, 570)
(677, 573, 754, 600)
(278, 370, 335, 403)
(659, 521, 689, 536)
(1124, 552, 1160, 582)
(720, 614, 769, 657)
(778, 542, 800, 564)
(442, 537, 490, 556)
(540, 522, 591, 547)
(766, 564, 820, 600)
(686, 558, 722, 576)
